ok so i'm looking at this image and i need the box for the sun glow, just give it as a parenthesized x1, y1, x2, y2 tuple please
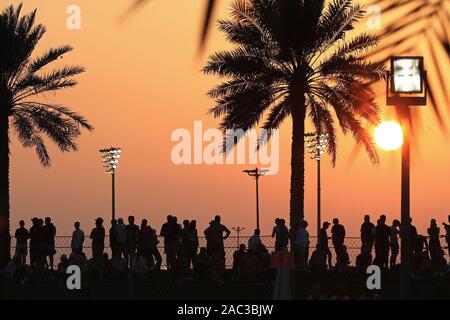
(374, 121, 404, 151)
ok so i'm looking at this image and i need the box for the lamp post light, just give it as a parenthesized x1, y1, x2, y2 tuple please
(232, 226, 246, 249)
(386, 56, 427, 300)
(243, 168, 267, 231)
(305, 132, 329, 239)
(100, 147, 122, 220)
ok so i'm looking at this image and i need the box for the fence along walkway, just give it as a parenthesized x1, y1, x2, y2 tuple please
(10, 235, 449, 268)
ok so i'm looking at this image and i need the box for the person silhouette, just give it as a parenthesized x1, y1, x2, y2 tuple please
(186, 220, 199, 269)
(109, 219, 119, 259)
(125, 215, 139, 269)
(444, 215, 450, 257)
(318, 222, 332, 269)
(272, 218, 289, 251)
(29, 218, 39, 267)
(389, 220, 400, 268)
(360, 215, 374, 253)
(43, 217, 56, 270)
(248, 229, 262, 251)
(90, 217, 105, 275)
(374, 218, 390, 268)
(14, 220, 29, 264)
(160, 215, 181, 272)
(294, 220, 310, 269)
(71, 221, 84, 255)
(204, 215, 230, 283)
(116, 218, 127, 259)
(138, 219, 154, 268)
(427, 219, 442, 259)
(331, 218, 345, 262)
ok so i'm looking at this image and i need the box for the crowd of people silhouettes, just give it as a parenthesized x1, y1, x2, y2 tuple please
(2, 213, 450, 284)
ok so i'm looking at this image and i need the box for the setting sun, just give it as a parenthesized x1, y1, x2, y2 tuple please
(374, 121, 404, 151)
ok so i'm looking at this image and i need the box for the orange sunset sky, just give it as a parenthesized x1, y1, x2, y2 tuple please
(5, 0, 450, 237)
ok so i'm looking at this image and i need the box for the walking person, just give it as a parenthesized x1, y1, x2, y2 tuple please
(71, 221, 84, 255)
(14, 220, 29, 264)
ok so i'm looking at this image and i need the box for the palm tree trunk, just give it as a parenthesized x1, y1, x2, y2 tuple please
(0, 114, 10, 268)
(289, 94, 306, 229)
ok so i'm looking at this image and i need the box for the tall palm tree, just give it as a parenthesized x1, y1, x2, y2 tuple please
(0, 4, 93, 267)
(203, 0, 385, 228)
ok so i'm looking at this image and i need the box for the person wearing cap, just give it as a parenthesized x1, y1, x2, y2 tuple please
(318, 221, 332, 269)
(90, 218, 105, 272)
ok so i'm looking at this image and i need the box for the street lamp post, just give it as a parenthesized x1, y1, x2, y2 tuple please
(232, 226, 246, 249)
(243, 168, 266, 230)
(305, 132, 329, 238)
(100, 147, 122, 220)
(387, 56, 427, 300)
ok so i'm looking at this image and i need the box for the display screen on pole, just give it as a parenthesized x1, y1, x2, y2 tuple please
(391, 57, 423, 93)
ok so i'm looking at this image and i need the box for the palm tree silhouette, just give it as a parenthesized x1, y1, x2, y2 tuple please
(0, 4, 93, 267)
(203, 0, 385, 228)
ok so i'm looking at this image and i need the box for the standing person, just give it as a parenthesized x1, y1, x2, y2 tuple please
(125, 215, 139, 269)
(71, 221, 85, 255)
(187, 220, 199, 269)
(295, 220, 310, 268)
(273, 219, 289, 251)
(180, 220, 191, 271)
(409, 217, 419, 258)
(427, 219, 442, 259)
(160, 215, 181, 271)
(149, 223, 162, 271)
(36, 218, 46, 269)
(43, 217, 56, 270)
(204, 215, 231, 283)
(331, 218, 345, 261)
(360, 215, 375, 253)
(138, 219, 154, 268)
(318, 222, 332, 269)
(389, 220, 400, 268)
(109, 219, 119, 259)
(29, 218, 39, 267)
(248, 229, 262, 251)
(116, 218, 127, 259)
(14, 220, 29, 264)
(443, 215, 450, 258)
(374, 218, 390, 268)
(90, 218, 105, 272)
